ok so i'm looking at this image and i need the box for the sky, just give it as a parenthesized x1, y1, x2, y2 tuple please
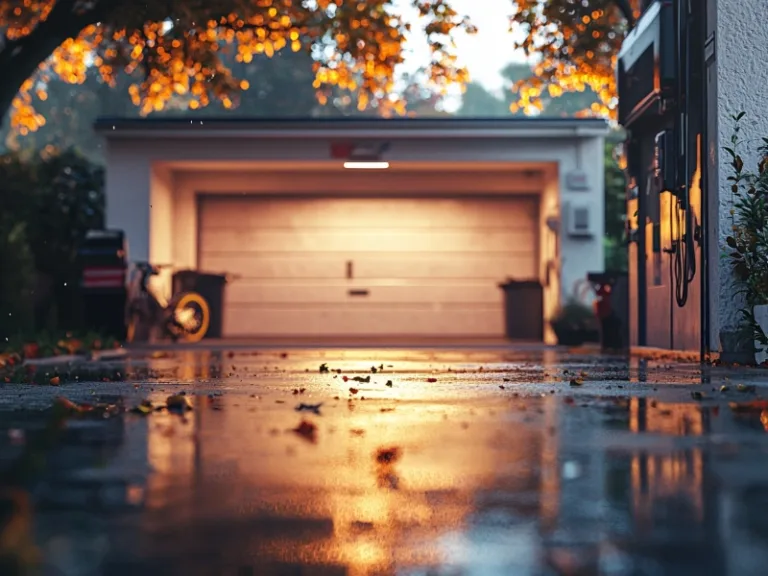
(401, 0, 527, 88)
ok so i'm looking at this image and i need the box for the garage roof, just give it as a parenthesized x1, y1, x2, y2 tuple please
(94, 116, 610, 139)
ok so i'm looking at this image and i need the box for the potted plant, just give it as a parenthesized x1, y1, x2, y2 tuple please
(550, 298, 600, 346)
(723, 112, 768, 364)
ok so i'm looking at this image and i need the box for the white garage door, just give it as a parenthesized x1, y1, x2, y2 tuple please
(198, 196, 539, 337)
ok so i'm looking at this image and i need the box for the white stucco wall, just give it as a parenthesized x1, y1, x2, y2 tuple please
(103, 130, 606, 326)
(715, 0, 768, 343)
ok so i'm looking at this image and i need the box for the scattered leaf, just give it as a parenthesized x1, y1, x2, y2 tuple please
(385, 380, 393, 387)
(352, 376, 371, 383)
(375, 446, 401, 464)
(427, 378, 437, 383)
(569, 378, 584, 387)
(131, 401, 154, 415)
(691, 391, 704, 400)
(319, 363, 329, 373)
(737, 384, 757, 393)
(166, 393, 193, 412)
(349, 387, 359, 395)
(720, 385, 730, 392)
(729, 400, 768, 413)
(292, 419, 318, 443)
(295, 402, 323, 415)
(49, 376, 60, 386)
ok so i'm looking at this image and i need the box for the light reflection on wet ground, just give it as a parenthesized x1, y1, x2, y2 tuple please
(2, 348, 768, 575)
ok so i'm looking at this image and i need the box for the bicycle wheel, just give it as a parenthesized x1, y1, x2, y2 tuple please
(170, 291, 210, 342)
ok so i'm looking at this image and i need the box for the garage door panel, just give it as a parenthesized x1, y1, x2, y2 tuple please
(201, 229, 535, 253)
(198, 196, 540, 337)
(222, 307, 505, 336)
(202, 254, 535, 280)
(201, 198, 538, 229)
(225, 282, 506, 304)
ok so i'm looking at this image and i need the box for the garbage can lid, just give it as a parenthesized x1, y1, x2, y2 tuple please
(498, 278, 541, 288)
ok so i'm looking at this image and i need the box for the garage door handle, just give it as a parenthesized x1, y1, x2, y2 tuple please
(348, 289, 369, 297)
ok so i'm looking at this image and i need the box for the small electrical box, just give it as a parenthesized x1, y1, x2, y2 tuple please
(566, 204, 594, 238)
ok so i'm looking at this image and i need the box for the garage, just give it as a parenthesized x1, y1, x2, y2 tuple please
(97, 116, 610, 343)
(198, 195, 539, 337)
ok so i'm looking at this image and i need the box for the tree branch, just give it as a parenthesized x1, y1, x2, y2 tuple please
(614, 0, 636, 27)
(0, 0, 118, 127)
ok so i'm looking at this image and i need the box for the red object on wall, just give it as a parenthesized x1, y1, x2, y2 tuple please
(330, 142, 355, 159)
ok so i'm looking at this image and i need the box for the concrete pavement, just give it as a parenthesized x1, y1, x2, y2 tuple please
(2, 346, 768, 575)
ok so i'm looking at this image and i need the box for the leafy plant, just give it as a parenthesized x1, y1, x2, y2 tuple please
(723, 112, 768, 347)
(551, 299, 599, 332)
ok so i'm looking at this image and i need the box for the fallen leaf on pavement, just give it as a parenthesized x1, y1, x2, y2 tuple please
(737, 384, 757, 393)
(720, 385, 730, 392)
(319, 363, 329, 373)
(349, 387, 359, 395)
(386, 380, 393, 387)
(729, 400, 768, 413)
(352, 376, 371, 383)
(375, 446, 401, 464)
(49, 376, 60, 386)
(131, 401, 154, 415)
(295, 402, 323, 415)
(691, 391, 705, 400)
(569, 378, 584, 387)
(427, 378, 437, 383)
(166, 393, 193, 412)
(292, 419, 318, 443)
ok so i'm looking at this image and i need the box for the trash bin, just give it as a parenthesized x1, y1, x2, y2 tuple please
(79, 230, 128, 340)
(498, 279, 544, 341)
(172, 270, 227, 339)
(587, 271, 629, 351)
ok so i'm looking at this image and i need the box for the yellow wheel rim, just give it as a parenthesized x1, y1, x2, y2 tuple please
(174, 292, 210, 343)
(126, 315, 136, 343)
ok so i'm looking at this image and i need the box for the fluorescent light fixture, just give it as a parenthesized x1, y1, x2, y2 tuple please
(343, 161, 390, 169)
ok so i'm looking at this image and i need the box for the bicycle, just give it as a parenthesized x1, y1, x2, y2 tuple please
(125, 262, 211, 343)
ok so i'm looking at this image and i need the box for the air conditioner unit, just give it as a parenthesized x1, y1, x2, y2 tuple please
(617, 0, 676, 127)
(566, 204, 594, 238)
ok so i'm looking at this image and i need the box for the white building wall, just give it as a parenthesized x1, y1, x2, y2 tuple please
(104, 143, 151, 262)
(715, 0, 768, 348)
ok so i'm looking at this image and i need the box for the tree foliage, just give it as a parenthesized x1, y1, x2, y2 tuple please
(509, 0, 642, 117)
(0, 149, 104, 334)
(0, 0, 474, 132)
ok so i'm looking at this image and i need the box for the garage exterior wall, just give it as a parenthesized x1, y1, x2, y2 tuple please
(106, 136, 605, 294)
(712, 0, 768, 351)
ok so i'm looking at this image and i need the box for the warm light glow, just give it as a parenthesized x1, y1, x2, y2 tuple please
(343, 161, 390, 170)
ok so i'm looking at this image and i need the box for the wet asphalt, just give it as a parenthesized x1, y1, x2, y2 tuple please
(3, 346, 768, 576)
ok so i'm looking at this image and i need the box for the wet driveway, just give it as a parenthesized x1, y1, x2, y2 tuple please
(3, 347, 768, 575)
